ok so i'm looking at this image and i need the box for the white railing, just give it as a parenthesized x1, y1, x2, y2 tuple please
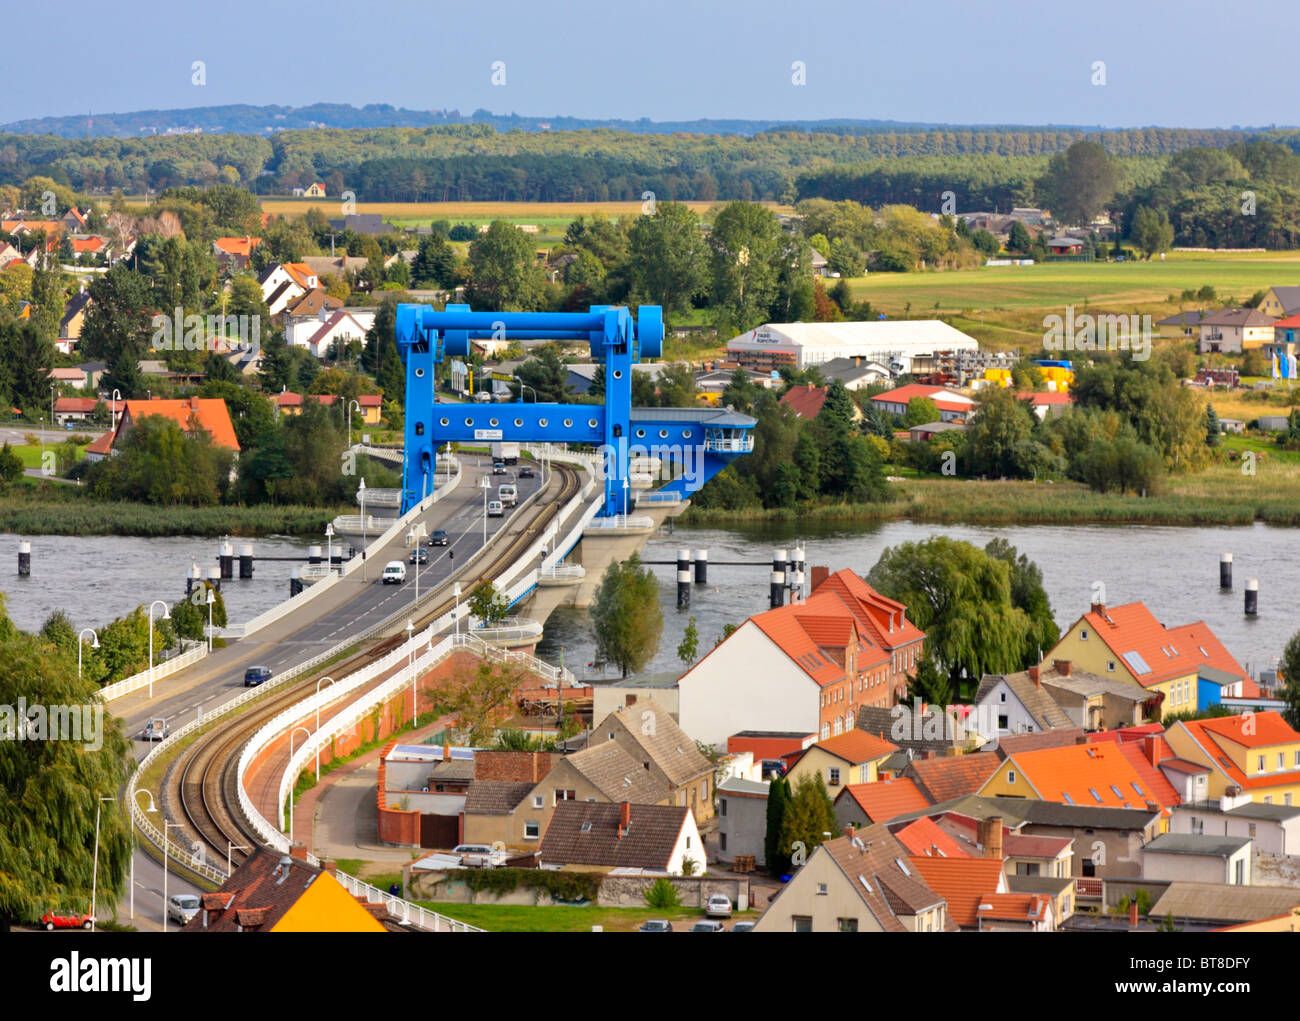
(469, 617, 544, 643)
(101, 642, 208, 703)
(333, 871, 480, 932)
(538, 563, 585, 582)
(300, 564, 335, 581)
(357, 487, 402, 508)
(331, 513, 394, 535)
(704, 437, 754, 453)
(635, 491, 682, 504)
(585, 514, 654, 531)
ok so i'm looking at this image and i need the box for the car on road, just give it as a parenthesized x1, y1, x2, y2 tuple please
(487, 500, 504, 518)
(141, 717, 169, 741)
(517, 466, 536, 479)
(41, 911, 92, 931)
(409, 547, 429, 565)
(639, 919, 673, 933)
(244, 666, 272, 687)
(474, 391, 491, 403)
(497, 483, 517, 507)
(705, 894, 733, 918)
(382, 561, 406, 584)
(492, 462, 506, 475)
(428, 529, 449, 547)
(730, 921, 755, 933)
(690, 920, 726, 932)
(167, 894, 200, 926)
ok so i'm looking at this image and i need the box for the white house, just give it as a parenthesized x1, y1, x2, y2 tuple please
(287, 310, 373, 359)
(259, 262, 320, 317)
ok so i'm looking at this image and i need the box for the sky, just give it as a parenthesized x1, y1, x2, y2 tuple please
(7, 0, 1297, 129)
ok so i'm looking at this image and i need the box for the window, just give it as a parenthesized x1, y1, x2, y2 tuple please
(554, 789, 575, 805)
(817, 883, 828, 895)
(792, 916, 813, 932)
(532, 795, 544, 809)
(720, 799, 728, 817)
(524, 821, 540, 839)
(720, 832, 727, 851)
(1279, 753, 1286, 770)
(1294, 750, 1300, 768)
(608, 732, 616, 741)
(998, 715, 1008, 730)
(828, 767, 841, 786)
(700, 780, 708, 799)
(1258, 755, 1266, 771)
(1080, 629, 1089, 640)
(1007, 771, 1016, 785)
(837, 917, 858, 932)
(1107, 661, 1116, 672)
(999, 691, 1006, 703)
(685, 836, 691, 848)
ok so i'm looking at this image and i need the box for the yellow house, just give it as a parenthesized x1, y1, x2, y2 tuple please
(1258, 286, 1300, 319)
(186, 848, 387, 932)
(784, 729, 898, 793)
(1043, 601, 1249, 718)
(1164, 711, 1300, 807)
(305, 182, 327, 197)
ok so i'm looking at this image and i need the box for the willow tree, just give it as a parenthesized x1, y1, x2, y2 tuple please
(0, 596, 134, 930)
(591, 552, 662, 678)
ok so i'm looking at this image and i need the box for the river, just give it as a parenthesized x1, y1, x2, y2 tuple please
(536, 519, 1299, 684)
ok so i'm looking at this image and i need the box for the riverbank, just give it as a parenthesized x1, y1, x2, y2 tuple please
(0, 491, 353, 537)
(681, 462, 1300, 528)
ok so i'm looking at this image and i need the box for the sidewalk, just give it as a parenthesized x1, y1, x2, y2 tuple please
(298, 713, 455, 864)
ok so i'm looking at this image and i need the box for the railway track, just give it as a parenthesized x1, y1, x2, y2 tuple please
(172, 463, 582, 868)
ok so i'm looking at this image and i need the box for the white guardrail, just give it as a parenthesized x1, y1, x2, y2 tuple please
(101, 642, 208, 704)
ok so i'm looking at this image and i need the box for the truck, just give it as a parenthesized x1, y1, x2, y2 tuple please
(491, 442, 519, 465)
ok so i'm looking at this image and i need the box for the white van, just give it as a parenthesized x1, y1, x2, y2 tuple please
(381, 561, 407, 584)
(487, 500, 504, 518)
(498, 484, 517, 507)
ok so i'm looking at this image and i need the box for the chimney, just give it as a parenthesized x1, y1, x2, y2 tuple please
(1142, 734, 1161, 767)
(288, 844, 308, 862)
(922, 750, 936, 760)
(843, 825, 855, 841)
(1090, 601, 1106, 616)
(322, 860, 337, 875)
(618, 801, 631, 838)
(810, 566, 830, 593)
(1128, 899, 1139, 929)
(979, 816, 1004, 861)
(1028, 665, 1040, 687)
(442, 741, 451, 763)
(1053, 659, 1072, 677)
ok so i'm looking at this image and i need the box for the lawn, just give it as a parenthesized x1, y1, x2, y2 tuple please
(415, 901, 718, 932)
(10, 440, 93, 470)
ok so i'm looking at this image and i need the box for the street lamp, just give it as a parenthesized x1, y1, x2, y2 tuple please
(111, 388, 122, 434)
(90, 795, 114, 932)
(454, 582, 462, 637)
(514, 378, 536, 403)
(480, 475, 490, 545)
(406, 619, 418, 725)
(622, 477, 629, 528)
(324, 522, 335, 573)
(287, 726, 311, 843)
(205, 587, 215, 652)
(347, 398, 361, 446)
(162, 820, 183, 933)
(130, 788, 158, 920)
(48, 384, 55, 440)
(148, 600, 171, 697)
(315, 676, 336, 781)
(359, 478, 367, 581)
(227, 842, 250, 876)
(78, 627, 99, 679)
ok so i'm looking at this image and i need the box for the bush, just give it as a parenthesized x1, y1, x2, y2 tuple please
(463, 868, 601, 905)
(644, 877, 680, 910)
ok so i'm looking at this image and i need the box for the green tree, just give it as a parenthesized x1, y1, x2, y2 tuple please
(1130, 205, 1174, 259)
(677, 616, 699, 667)
(1277, 631, 1300, 730)
(707, 202, 784, 333)
(0, 442, 22, 488)
(780, 773, 837, 868)
(1007, 220, 1033, 253)
(903, 396, 940, 427)
(590, 552, 662, 678)
(765, 775, 792, 874)
(964, 387, 1037, 477)
(1205, 403, 1222, 447)
(466, 221, 547, 311)
(626, 202, 707, 317)
(907, 654, 954, 708)
(411, 233, 457, 289)
(984, 538, 1060, 666)
(1040, 141, 1120, 227)
(468, 580, 509, 627)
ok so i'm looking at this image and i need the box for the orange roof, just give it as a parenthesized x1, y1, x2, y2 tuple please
(1176, 713, 1300, 792)
(117, 398, 240, 452)
(749, 592, 877, 688)
(905, 751, 1001, 803)
(814, 569, 926, 652)
(1076, 602, 1249, 688)
(988, 742, 1177, 810)
(1018, 391, 1072, 405)
(813, 730, 898, 765)
(838, 777, 931, 823)
(215, 236, 262, 257)
(871, 383, 976, 414)
(906, 856, 1005, 927)
(893, 816, 970, 858)
(1273, 313, 1300, 328)
(69, 236, 104, 253)
(778, 384, 829, 419)
(284, 262, 316, 290)
(85, 431, 113, 455)
(976, 892, 1052, 924)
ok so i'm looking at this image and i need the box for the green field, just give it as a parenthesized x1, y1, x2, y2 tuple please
(844, 252, 1300, 349)
(416, 901, 730, 932)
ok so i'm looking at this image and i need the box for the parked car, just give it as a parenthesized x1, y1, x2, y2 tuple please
(244, 666, 272, 687)
(429, 529, 449, 547)
(517, 466, 536, 479)
(382, 561, 406, 584)
(760, 759, 787, 779)
(141, 717, 169, 741)
(167, 894, 200, 925)
(409, 547, 429, 565)
(639, 919, 673, 932)
(690, 920, 726, 932)
(474, 391, 491, 403)
(41, 911, 92, 931)
(705, 894, 733, 918)
(492, 461, 506, 475)
(451, 844, 507, 868)
(487, 500, 504, 518)
(730, 921, 755, 933)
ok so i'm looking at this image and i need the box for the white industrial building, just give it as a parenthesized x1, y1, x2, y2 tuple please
(725, 320, 980, 374)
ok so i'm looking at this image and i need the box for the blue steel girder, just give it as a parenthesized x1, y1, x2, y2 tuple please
(393, 302, 753, 514)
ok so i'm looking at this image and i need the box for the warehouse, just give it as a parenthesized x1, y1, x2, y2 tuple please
(725, 320, 980, 373)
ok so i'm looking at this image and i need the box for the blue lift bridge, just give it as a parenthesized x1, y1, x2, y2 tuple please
(394, 303, 757, 516)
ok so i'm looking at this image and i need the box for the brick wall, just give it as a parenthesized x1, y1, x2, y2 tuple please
(474, 750, 556, 783)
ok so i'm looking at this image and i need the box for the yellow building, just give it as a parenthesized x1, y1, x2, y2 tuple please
(1164, 711, 1300, 807)
(1043, 601, 1249, 718)
(785, 729, 898, 792)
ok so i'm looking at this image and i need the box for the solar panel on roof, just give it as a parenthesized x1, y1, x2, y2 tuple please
(1122, 651, 1152, 675)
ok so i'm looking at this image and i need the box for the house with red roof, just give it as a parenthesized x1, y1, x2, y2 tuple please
(891, 815, 971, 859)
(784, 730, 899, 793)
(84, 397, 240, 462)
(1017, 390, 1072, 420)
(1164, 711, 1300, 807)
(778, 384, 862, 423)
(260, 261, 321, 316)
(213, 236, 262, 269)
(1044, 599, 1253, 717)
(870, 383, 978, 423)
(907, 854, 1012, 930)
(678, 568, 925, 748)
(834, 777, 931, 826)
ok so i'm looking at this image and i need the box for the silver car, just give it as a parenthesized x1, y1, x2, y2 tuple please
(167, 894, 200, 925)
(705, 894, 733, 918)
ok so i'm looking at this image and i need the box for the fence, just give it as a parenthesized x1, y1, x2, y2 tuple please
(101, 642, 208, 704)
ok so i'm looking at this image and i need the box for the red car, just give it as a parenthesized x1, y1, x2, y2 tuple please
(41, 911, 93, 931)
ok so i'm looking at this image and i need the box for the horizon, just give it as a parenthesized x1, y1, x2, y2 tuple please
(8, 0, 1300, 129)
